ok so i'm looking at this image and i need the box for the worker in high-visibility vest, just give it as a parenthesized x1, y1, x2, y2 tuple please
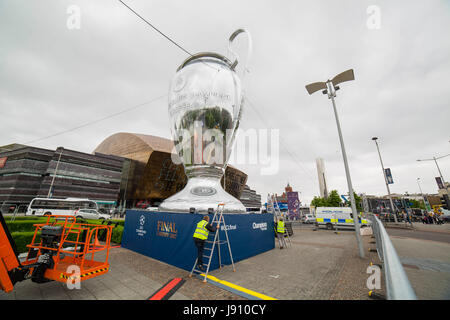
(276, 217, 285, 249)
(193, 215, 218, 270)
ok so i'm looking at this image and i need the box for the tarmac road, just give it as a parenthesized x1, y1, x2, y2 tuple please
(386, 223, 450, 299)
(386, 228, 450, 244)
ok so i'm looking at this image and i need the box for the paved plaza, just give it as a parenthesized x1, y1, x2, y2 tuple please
(0, 225, 382, 300)
(4, 222, 450, 300)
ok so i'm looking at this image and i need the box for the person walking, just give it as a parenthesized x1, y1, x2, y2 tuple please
(429, 212, 434, 224)
(276, 217, 286, 249)
(433, 213, 442, 225)
(406, 209, 413, 227)
(193, 215, 218, 271)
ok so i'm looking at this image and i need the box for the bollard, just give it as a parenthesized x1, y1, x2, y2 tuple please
(370, 262, 382, 269)
(368, 290, 385, 300)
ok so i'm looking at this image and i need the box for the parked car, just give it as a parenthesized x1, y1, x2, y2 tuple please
(75, 209, 111, 220)
(146, 206, 159, 212)
(303, 214, 316, 224)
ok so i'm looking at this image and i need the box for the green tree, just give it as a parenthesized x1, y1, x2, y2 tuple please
(311, 190, 342, 207)
(311, 196, 327, 207)
(410, 199, 425, 210)
(353, 192, 362, 212)
(327, 190, 342, 207)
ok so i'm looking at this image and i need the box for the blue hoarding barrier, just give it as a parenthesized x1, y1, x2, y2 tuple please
(121, 210, 275, 272)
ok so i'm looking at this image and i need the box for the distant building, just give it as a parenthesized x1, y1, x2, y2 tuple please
(0, 144, 125, 209)
(274, 183, 293, 204)
(426, 195, 442, 208)
(94, 132, 249, 208)
(267, 183, 301, 212)
(0, 133, 254, 212)
(361, 192, 447, 213)
(361, 195, 394, 214)
(239, 185, 262, 212)
(316, 158, 328, 198)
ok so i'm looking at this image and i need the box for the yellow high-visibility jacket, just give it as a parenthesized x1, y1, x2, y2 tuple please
(277, 220, 285, 234)
(193, 220, 209, 240)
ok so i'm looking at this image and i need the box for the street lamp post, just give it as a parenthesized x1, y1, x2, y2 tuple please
(418, 154, 450, 210)
(417, 178, 430, 212)
(371, 137, 398, 223)
(306, 69, 365, 258)
(416, 178, 423, 195)
(47, 147, 63, 198)
(417, 155, 449, 194)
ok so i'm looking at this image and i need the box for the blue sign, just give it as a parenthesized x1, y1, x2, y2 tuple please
(385, 168, 394, 184)
(264, 202, 288, 211)
(436, 177, 444, 190)
(121, 210, 275, 272)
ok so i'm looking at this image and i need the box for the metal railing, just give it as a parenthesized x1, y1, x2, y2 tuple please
(369, 214, 417, 300)
(0, 204, 28, 221)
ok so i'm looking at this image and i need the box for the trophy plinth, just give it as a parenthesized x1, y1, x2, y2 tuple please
(159, 176, 246, 214)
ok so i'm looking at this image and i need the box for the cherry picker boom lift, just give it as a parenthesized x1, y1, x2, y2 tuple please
(0, 212, 113, 293)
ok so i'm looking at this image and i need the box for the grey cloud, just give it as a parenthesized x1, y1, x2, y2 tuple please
(0, 0, 449, 205)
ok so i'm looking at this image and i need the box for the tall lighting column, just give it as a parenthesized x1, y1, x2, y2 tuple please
(417, 154, 450, 194)
(371, 137, 398, 223)
(306, 69, 364, 258)
(417, 178, 430, 211)
(417, 154, 450, 209)
(47, 147, 63, 198)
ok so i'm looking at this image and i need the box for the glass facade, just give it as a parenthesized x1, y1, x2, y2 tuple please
(0, 144, 125, 209)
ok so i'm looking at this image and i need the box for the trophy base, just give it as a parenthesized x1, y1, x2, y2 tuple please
(158, 177, 247, 214)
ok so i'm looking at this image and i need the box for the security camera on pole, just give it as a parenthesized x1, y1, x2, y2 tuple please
(305, 69, 365, 258)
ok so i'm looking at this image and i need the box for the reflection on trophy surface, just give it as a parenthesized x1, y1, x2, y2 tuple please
(159, 30, 251, 214)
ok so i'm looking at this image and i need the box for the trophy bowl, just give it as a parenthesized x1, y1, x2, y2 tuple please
(159, 49, 247, 214)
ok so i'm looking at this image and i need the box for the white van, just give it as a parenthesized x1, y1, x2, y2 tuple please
(315, 207, 371, 230)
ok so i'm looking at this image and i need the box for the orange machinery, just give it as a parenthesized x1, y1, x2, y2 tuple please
(0, 213, 113, 293)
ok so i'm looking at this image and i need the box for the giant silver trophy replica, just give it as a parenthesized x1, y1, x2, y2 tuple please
(159, 29, 252, 214)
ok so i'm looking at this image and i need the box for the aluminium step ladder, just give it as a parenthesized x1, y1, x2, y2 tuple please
(189, 203, 236, 283)
(269, 194, 292, 248)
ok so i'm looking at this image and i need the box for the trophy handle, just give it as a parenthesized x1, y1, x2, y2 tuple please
(228, 29, 252, 77)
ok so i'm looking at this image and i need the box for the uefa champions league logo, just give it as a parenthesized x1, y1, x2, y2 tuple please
(136, 215, 147, 236)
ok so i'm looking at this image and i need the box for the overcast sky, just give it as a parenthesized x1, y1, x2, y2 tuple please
(1, 0, 449, 205)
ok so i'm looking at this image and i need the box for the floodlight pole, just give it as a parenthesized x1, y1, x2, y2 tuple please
(325, 80, 365, 258)
(417, 155, 450, 194)
(372, 138, 398, 223)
